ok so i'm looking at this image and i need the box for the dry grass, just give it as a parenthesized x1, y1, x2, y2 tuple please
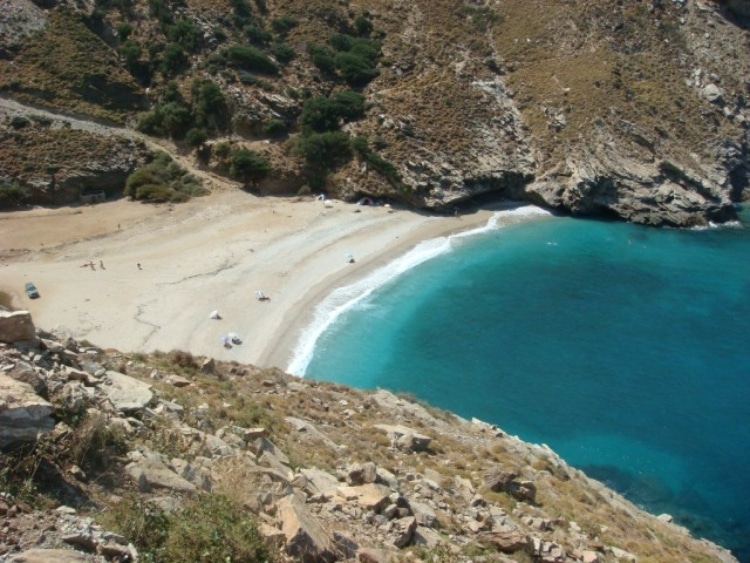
(0, 10, 146, 122)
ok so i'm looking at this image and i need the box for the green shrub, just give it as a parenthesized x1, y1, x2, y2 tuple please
(244, 24, 272, 45)
(295, 131, 352, 167)
(159, 101, 192, 138)
(118, 40, 142, 70)
(186, 127, 208, 147)
(167, 19, 202, 52)
(354, 14, 373, 37)
(224, 44, 279, 74)
(135, 183, 173, 202)
(125, 152, 205, 202)
(330, 90, 365, 120)
(159, 43, 188, 76)
(214, 142, 232, 158)
(229, 0, 252, 18)
(300, 90, 365, 134)
(116, 22, 132, 40)
(148, 0, 172, 25)
(335, 51, 378, 86)
(271, 42, 295, 64)
(0, 183, 31, 208)
(300, 95, 341, 134)
(264, 119, 288, 137)
(271, 15, 298, 36)
(192, 79, 227, 129)
(308, 44, 337, 74)
(230, 149, 270, 184)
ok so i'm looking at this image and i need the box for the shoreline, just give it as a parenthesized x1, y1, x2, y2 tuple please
(280, 204, 554, 376)
(0, 192, 508, 369)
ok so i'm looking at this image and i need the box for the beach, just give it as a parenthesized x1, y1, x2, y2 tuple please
(0, 191, 495, 371)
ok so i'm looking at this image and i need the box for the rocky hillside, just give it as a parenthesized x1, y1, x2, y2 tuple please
(0, 310, 739, 562)
(1, 0, 749, 226)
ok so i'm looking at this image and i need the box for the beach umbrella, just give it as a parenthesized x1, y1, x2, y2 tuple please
(254, 290, 265, 299)
(220, 335, 229, 345)
(210, 310, 221, 319)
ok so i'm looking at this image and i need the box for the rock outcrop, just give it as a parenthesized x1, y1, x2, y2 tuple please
(0, 374, 54, 447)
(0, 311, 36, 343)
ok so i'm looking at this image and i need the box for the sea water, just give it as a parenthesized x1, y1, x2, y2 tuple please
(292, 205, 750, 561)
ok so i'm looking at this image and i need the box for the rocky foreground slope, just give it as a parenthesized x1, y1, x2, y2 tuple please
(1, 0, 749, 227)
(0, 310, 738, 562)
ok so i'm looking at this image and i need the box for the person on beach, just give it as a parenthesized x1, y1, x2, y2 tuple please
(99, 260, 105, 270)
(137, 263, 142, 270)
(89, 261, 95, 271)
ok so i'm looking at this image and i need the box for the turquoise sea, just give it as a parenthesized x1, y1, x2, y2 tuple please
(290, 205, 750, 561)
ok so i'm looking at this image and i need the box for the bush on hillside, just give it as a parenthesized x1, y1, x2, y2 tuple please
(100, 494, 271, 562)
(354, 13, 374, 37)
(244, 24, 272, 45)
(299, 91, 365, 134)
(229, 149, 270, 184)
(0, 183, 32, 208)
(271, 15, 298, 36)
(271, 42, 296, 64)
(308, 44, 337, 74)
(224, 45, 279, 75)
(295, 131, 352, 167)
(125, 152, 205, 202)
(159, 43, 189, 76)
(335, 51, 378, 86)
(167, 19, 202, 52)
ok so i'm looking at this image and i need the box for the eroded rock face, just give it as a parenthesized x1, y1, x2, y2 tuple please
(0, 311, 36, 343)
(0, 374, 54, 448)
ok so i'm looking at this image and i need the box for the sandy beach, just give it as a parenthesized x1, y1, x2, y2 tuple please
(1, 191, 497, 372)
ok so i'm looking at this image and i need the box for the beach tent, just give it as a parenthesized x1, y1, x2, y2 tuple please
(210, 310, 221, 320)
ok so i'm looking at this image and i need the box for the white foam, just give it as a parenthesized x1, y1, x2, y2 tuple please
(286, 204, 552, 376)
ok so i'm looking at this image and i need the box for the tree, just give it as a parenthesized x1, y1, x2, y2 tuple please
(300, 96, 340, 134)
(295, 131, 351, 167)
(230, 149, 270, 184)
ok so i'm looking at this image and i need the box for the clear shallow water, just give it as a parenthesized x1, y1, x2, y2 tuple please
(297, 208, 750, 561)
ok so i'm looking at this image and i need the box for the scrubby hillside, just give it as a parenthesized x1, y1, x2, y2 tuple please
(0, 312, 739, 562)
(1, 0, 748, 225)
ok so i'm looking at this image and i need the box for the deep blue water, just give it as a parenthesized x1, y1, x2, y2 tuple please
(296, 207, 750, 561)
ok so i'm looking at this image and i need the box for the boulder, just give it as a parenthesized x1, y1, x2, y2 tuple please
(125, 451, 197, 494)
(346, 461, 377, 485)
(390, 516, 417, 548)
(484, 467, 517, 492)
(277, 493, 335, 562)
(100, 370, 153, 413)
(300, 467, 340, 497)
(337, 483, 392, 512)
(409, 500, 437, 528)
(373, 424, 431, 452)
(0, 311, 36, 343)
(479, 530, 530, 554)
(7, 360, 46, 394)
(0, 374, 55, 448)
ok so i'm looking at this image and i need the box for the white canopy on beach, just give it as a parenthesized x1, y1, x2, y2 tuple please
(210, 310, 221, 319)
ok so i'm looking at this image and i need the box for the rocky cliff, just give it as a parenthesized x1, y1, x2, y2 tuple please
(0, 311, 740, 562)
(1, 0, 748, 226)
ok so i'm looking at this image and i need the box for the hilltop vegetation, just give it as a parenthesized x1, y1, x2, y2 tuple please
(0, 0, 748, 225)
(0, 0, 750, 226)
